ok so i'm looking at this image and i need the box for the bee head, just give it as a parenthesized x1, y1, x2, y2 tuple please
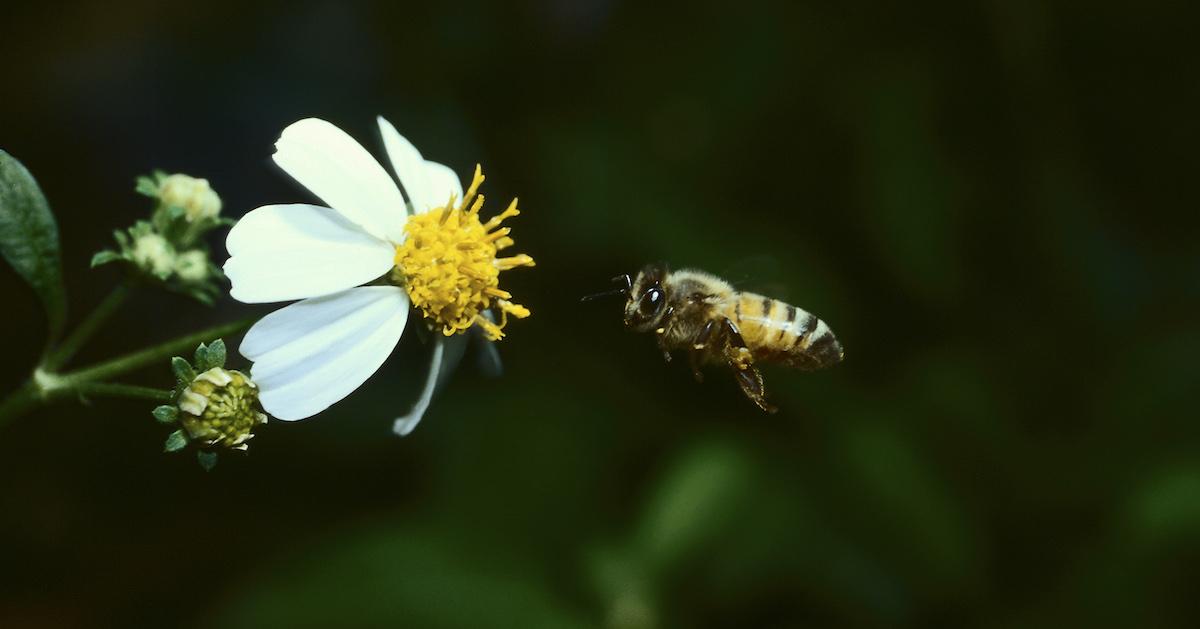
(622, 263, 670, 332)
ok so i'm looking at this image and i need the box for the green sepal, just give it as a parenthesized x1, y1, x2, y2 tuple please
(90, 250, 123, 267)
(197, 451, 218, 472)
(163, 430, 188, 453)
(0, 149, 67, 343)
(194, 343, 210, 370)
(206, 339, 227, 369)
(152, 405, 179, 424)
(135, 171, 165, 198)
(171, 356, 196, 385)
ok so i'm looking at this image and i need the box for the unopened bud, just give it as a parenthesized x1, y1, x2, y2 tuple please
(178, 368, 267, 450)
(174, 250, 210, 282)
(159, 174, 222, 222)
(131, 233, 175, 277)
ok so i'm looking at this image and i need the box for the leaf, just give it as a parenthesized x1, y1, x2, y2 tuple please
(163, 429, 188, 452)
(90, 250, 123, 267)
(0, 149, 67, 342)
(206, 339, 227, 369)
(152, 405, 179, 424)
(135, 175, 160, 198)
(197, 451, 218, 472)
(171, 356, 196, 385)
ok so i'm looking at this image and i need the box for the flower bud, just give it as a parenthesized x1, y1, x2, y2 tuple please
(130, 233, 176, 277)
(174, 250, 210, 282)
(177, 368, 267, 450)
(159, 174, 222, 222)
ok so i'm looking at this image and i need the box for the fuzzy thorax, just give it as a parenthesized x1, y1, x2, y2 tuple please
(393, 165, 534, 341)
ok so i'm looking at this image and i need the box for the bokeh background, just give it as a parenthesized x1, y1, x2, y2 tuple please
(2, 0, 1198, 627)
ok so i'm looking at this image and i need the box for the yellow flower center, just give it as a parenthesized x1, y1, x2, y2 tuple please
(393, 165, 535, 341)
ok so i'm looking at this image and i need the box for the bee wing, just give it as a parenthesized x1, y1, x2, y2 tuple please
(718, 254, 794, 301)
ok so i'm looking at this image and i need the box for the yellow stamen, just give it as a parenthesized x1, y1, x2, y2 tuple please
(392, 165, 533, 340)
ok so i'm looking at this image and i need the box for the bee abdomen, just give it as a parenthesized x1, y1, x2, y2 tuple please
(731, 293, 843, 371)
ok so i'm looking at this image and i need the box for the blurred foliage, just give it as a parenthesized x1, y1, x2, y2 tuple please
(1, 0, 1198, 628)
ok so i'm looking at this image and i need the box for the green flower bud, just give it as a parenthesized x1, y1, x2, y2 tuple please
(159, 174, 222, 222)
(130, 232, 176, 277)
(174, 249, 210, 282)
(177, 368, 267, 450)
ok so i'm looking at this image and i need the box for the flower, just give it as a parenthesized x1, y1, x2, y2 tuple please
(224, 118, 533, 431)
(174, 249, 210, 282)
(158, 173, 222, 222)
(177, 367, 267, 450)
(130, 232, 175, 277)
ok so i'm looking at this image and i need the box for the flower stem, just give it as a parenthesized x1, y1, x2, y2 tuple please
(0, 317, 257, 428)
(57, 317, 257, 386)
(72, 382, 174, 402)
(0, 382, 38, 430)
(42, 278, 137, 372)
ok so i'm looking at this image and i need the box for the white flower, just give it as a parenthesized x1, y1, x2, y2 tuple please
(131, 233, 175, 277)
(159, 174, 222, 222)
(224, 118, 533, 433)
(174, 250, 209, 282)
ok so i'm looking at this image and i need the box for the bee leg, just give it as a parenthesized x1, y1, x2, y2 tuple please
(655, 306, 675, 363)
(689, 320, 717, 383)
(721, 318, 777, 413)
(733, 365, 777, 414)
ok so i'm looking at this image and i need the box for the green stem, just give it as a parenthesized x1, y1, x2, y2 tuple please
(58, 317, 257, 386)
(72, 382, 174, 402)
(42, 278, 137, 372)
(0, 382, 38, 430)
(0, 316, 257, 427)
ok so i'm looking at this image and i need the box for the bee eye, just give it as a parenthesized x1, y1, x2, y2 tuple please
(639, 288, 664, 316)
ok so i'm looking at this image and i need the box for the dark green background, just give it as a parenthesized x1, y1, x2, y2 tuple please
(2, 1, 1198, 627)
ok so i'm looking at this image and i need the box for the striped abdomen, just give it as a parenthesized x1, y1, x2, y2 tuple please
(726, 292, 843, 371)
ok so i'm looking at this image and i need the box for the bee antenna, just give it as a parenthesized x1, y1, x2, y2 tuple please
(580, 274, 632, 302)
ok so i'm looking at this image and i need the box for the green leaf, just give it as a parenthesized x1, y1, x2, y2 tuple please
(194, 343, 210, 370)
(206, 339, 227, 368)
(171, 356, 196, 385)
(135, 175, 160, 198)
(163, 429, 188, 452)
(0, 149, 67, 342)
(152, 405, 179, 424)
(197, 450, 218, 471)
(90, 250, 123, 267)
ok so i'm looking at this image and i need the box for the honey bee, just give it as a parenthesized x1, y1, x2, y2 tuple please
(583, 264, 844, 412)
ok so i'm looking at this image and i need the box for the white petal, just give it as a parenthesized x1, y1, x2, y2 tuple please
(243, 286, 410, 421)
(224, 204, 395, 303)
(422, 161, 463, 213)
(392, 338, 445, 436)
(378, 116, 435, 214)
(273, 118, 407, 242)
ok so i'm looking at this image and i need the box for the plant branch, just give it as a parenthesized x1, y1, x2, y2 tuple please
(73, 382, 174, 402)
(0, 316, 257, 427)
(42, 277, 137, 372)
(58, 317, 257, 386)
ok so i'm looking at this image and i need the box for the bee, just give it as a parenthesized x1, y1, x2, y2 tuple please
(583, 264, 844, 412)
